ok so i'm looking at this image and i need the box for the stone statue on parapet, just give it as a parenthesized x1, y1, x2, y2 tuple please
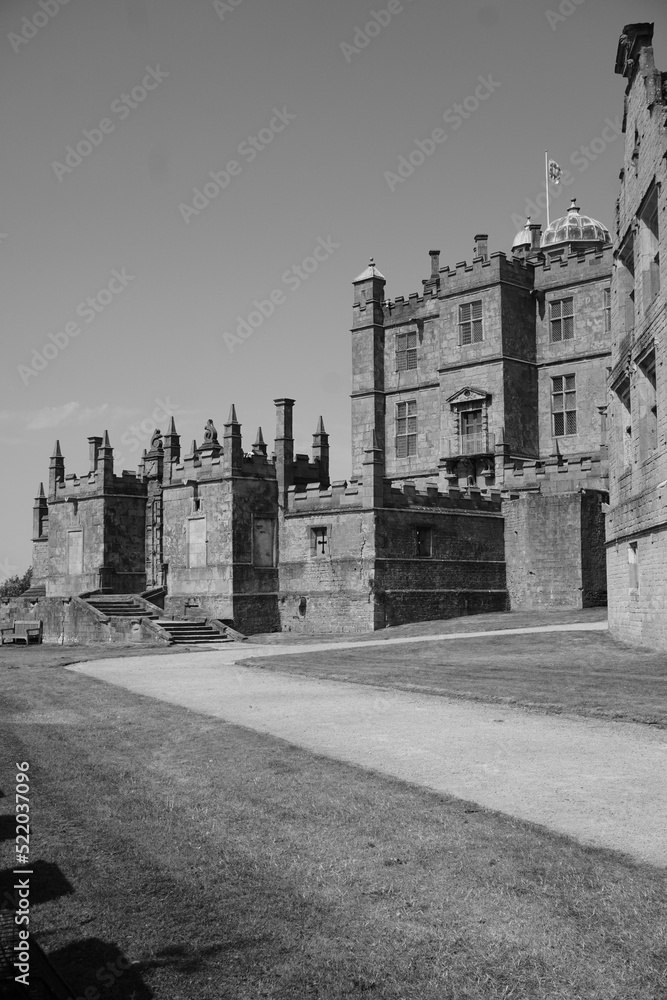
(150, 428, 163, 451)
(204, 419, 218, 444)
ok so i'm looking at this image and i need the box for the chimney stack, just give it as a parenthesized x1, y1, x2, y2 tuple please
(274, 398, 295, 506)
(87, 436, 103, 474)
(474, 234, 489, 261)
(529, 222, 542, 252)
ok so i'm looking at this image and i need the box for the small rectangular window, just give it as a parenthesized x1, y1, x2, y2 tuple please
(459, 301, 483, 345)
(628, 542, 639, 592)
(639, 186, 660, 309)
(416, 527, 433, 558)
(604, 287, 611, 334)
(396, 331, 417, 371)
(552, 374, 577, 436)
(396, 400, 417, 458)
(311, 526, 328, 557)
(550, 297, 575, 342)
(616, 377, 632, 468)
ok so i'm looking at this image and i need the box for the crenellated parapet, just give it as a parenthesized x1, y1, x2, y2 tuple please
(502, 453, 608, 492)
(48, 433, 146, 503)
(437, 251, 533, 296)
(532, 244, 612, 291)
(286, 479, 363, 513)
(285, 476, 505, 514)
(383, 479, 504, 512)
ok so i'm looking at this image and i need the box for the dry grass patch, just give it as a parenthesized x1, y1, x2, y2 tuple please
(0, 652, 665, 998)
(247, 630, 667, 727)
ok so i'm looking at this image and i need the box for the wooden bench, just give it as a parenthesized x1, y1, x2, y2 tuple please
(0, 620, 43, 645)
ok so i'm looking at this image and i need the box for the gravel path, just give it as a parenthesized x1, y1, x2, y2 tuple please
(69, 620, 667, 867)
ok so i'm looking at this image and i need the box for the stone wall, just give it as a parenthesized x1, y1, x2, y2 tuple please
(607, 523, 667, 647)
(606, 23, 667, 648)
(374, 504, 507, 627)
(278, 507, 376, 634)
(0, 596, 168, 645)
(504, 491, 607, 610)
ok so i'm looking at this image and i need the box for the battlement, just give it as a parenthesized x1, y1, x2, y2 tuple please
(503, 453, 608, 491)
(532, 243, 612, 284)
(384, 479, 503, 512)
(170, 446, 279, 482)
(438, 250, 533, 291)
(286, 479, 362, 512)
(50, 465, 146, 501)
(285, 476, 504, 514)
(383, 287, 438, 322)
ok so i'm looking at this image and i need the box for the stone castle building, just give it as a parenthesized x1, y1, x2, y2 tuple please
(606, 23, 667, 649)
(13, 41, 656, 643)
(10, 195, 612, 643)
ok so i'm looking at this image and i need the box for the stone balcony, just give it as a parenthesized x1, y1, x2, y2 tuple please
(445, 432, 496, 458)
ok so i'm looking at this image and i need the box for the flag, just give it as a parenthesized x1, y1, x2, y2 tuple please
(548, 159, 562, 184)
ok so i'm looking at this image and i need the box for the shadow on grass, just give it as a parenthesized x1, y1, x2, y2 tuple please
(0, 861, 74, 909)
(49, 938, 239, 997)
(49, 938, 152, 1000)
(0, 817, 15, 843)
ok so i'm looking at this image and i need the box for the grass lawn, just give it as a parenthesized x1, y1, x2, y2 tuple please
(247, 629, 667, 728)
(0, 646, 666, 998)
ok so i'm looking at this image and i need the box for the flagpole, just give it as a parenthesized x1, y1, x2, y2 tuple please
(545, 150, 550, 227)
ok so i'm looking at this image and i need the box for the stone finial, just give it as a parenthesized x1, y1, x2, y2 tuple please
(166, 416, 177, 434)
(51, 440, 62, 458)
(150, 428, 163, 452)
(101, 430, 112, 449)
(252, 427, 267, 456)
(227, 404, 239, 425)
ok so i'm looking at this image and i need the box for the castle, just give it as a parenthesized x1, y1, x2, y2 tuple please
(19, 28, 667, 644)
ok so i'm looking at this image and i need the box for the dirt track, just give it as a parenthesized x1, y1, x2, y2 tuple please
(69, 621, 667, 867)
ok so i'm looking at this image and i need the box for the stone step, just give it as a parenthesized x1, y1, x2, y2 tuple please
(156, 620, 233, 644)
(85, 598, 160, 619)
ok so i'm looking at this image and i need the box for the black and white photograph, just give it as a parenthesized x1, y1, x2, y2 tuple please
(1, 1, 666, 996)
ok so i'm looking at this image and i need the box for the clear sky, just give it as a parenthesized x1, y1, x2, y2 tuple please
(0, 0, 664, 578)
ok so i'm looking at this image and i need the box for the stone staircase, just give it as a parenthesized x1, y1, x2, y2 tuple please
(82, 595, 238, 645)
(85, 595, 161, 619)
(154, 620, 234, 645)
